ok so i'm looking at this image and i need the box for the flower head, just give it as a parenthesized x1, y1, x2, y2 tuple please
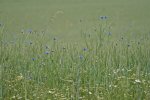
(79, 55, 84, 60)
(99, 16, 108, 20)
(135, 79, 141, 83)
(45, 51, 49, 54)
(32, 58, 36, 61)
(108, 32, 112, 35)
(83, 48, 88, 51)
(27, 29, 32, 33)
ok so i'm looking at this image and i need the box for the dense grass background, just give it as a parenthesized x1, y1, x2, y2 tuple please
(1, 0, 150, 42)
(0, 0, 150, 99)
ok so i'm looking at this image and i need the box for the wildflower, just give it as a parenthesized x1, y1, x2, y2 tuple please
(16, 74, 24, 81)
(83, 48, 88, 51)
(48, 90, 54, 94)
(79, 55, 84, 60)
(99, 16, 104, 20)
(135, 79, 141, 83)
(12, 96, 16, 99)
(45, 51, 49, 54)
(27, 29, 32, 33)
(32, 58, 36, 61)
(114, 85, 117, 88)
(108, 32, 112, 35)
(99, 16, 108, 20)
(104, 16, 108, 19)
(89, 91, 92, 94)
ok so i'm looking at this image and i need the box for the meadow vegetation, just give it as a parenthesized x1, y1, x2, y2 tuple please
(0, 0, 150, 99)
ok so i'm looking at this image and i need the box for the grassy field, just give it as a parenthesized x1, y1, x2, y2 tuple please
(0, 0, 150, 99)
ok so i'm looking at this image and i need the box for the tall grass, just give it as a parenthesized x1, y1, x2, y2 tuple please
(0, 20, 150, 100)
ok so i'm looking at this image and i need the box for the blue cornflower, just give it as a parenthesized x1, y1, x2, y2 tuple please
(32, 58, 36, 61)
(100, 16, 104, 20)
(27, 29, 32, 33)
(99, 16, 108, 20)
(83, 48, 88, 51)
(45, 51, 49, 54)
(104, 16, 108, 19)
(79, 55, 84, 60)
(108, 32, 112, 35)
